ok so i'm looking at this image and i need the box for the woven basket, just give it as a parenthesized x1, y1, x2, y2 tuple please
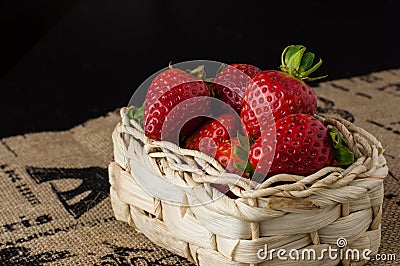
(109, 106, 388, 266)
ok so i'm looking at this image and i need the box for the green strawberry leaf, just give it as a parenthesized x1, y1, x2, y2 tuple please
(244, 161, 255, 177)
(283, 45, 304, 65)
(127, 106, 135, 119)
(286, 46, 306, 71)
(133, 105, 144, 121)
(301, 59, 327, 81)
(299, 52, 315, 73)
(232, 133, 255, 178)
(237, 132, 250, 150)
(328, 127, 355, 166)
(233, 161, 247, 172)
(127, 105, 144, 125)
(233, 145, 249, 161)
(280, 44, 327, 82)
(233, 159, 255, 178)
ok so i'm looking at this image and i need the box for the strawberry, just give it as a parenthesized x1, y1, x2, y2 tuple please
(249, 113, 333, 178)
(212, 135, 253, 198)
(215, 137, 251, 177)
(210, 63, 261, 114)
(240, 45, 327, 139)
(184, 113, 242, 157)
(144, 66, 211, 141)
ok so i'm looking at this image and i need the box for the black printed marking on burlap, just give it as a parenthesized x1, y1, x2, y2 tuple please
(25, 166, 109, 219)
(330, 83, 350, 92)
(317, 97, 355, 122)
(0, 140, 18, 157)
(96, 242, 193, 266)
(0, 165, 41, 206)
(384, 193, 397, 200)
(16, 183, 42, 206)
(384, 154, 396, 159)
(366, 120, 400, 136)
(154, 254, 195, 265)
(355, 92, 372, 99)
(376, 82, 400, 97)
(96, 242, 154, 265)
(359, 74, 382, 83)
(2, 215, 52, 233)
(389, 171, 399, 182)
(0, 246, 73, 265)
(2, 217, 115, 247)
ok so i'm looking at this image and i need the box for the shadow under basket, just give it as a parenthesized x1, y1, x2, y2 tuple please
(109, 107, 388, 266)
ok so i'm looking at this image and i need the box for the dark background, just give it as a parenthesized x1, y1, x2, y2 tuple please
(0, 0, 398, 138)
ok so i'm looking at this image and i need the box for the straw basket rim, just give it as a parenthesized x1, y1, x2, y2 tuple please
(114, 106, 387, 200)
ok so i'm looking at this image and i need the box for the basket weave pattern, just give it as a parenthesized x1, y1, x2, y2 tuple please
(109, 107, 388, 266)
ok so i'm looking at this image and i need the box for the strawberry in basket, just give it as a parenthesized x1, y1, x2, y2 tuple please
(143, 66, 211, 142)
(115, 48, 386, 265)
(210, 63, 261, 114)
(240, 45, 326, 139)
(184, 113, 242, 157)
(250, 113, 355, 179)
(249, 113, 332, 177)
(214, 135, 252, 177)
(184, 113, 251, 198)
(211, 134, 253, 198)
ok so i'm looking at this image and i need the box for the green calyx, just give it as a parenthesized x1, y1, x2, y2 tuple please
(127, 105, 144, 125)
(237, 132, 250, 150)
(328, 127, 355, 166)
(232, 132, 255, 177)
(280, 44, 327, 82)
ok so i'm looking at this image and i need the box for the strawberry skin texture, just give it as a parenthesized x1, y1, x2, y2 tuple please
(215, 138, 247, 176)
(212, 137, 249, 198)
(184, 113, 242, 157)
(250, 114, 332, 178)
(144, 68, 210, 141)
(240, 70, 318, 139)
(211, 64, 261, 114)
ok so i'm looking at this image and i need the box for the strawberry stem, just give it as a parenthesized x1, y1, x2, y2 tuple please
(186, 65, 206, 79)
(280, 44, 327, 81)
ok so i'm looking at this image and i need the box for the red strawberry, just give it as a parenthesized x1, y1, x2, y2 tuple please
(144, 67, 211, 141)
(184, 113, 242, 157)
(240, 45, 326, 139)
(211, 63, 261, 114)
(215, 137, 250, 177)
(249, 113, 333, 178)
(212, 135, 253, 198)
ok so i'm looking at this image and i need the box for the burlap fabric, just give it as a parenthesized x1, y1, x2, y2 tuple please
(1, 69, 399, 265)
